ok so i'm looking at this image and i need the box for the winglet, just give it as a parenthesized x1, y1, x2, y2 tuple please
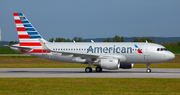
(38, 38, 51, 51)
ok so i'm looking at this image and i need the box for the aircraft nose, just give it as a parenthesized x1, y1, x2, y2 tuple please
(166, 52, 175, 61)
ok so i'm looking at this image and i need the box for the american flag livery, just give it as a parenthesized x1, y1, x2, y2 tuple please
(13, 13, 50, 53)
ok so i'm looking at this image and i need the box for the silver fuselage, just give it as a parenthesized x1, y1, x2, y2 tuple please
(12, 42, 175, 64)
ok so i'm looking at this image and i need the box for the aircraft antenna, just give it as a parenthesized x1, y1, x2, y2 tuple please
(91, 40, 94, 43)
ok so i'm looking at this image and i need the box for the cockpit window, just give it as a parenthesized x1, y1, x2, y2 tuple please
(157, 48, 168, 51)
(164, 48, 167, 51)
(157, 48, 160, 51)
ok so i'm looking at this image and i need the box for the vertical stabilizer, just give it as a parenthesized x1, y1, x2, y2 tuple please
(13, 13, 47, 46)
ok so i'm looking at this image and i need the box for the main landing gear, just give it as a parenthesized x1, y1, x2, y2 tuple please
(85, 67, 92, 73)
(85, 62, 93, 73)
(95, 66, 102, 72)
(85, 62, 103, 73)
(146, 63, 151, 73)
(85, 67, 103, 73)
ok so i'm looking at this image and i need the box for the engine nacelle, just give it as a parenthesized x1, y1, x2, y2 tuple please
(93, 58, 120, 70)
(120, 63, 134, 69)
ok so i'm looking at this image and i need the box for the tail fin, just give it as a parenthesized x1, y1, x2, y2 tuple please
(13, 13, 47, 46)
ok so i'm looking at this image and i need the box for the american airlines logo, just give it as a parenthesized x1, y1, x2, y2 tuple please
(134, 44, 143, 53)
(87, 45, 133, 53)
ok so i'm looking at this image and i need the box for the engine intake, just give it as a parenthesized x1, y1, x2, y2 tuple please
(93, 58, 120, 70)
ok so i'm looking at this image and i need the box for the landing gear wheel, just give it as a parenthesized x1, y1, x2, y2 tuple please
(96, 67, 102, 72)
(146, 63, 151, 73)
(85, 67, 92, 73)
(146, 69, 151, 73)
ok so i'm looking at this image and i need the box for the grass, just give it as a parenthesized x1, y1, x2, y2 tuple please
(0, 57, 88, 68)
(165, 46, 180, 53)
(0, 78, 179, 95)
(0, 56, 180, 68)
(0, 47, 22, 54)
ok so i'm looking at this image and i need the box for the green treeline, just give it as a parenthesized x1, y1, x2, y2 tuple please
(48, 36, 157, 43)
(49, 37, 86, 42)
(48, 36, 180, 47)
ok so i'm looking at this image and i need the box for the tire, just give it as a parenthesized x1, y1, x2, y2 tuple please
(146, 69, 151, 73)
(85, 67, 92, 73)
(96, 67, 102, 72)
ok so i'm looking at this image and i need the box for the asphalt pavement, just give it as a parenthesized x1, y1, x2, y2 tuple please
(0, 68, 179, 78)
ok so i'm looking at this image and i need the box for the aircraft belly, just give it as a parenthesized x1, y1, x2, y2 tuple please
(126, 55, 146, 63)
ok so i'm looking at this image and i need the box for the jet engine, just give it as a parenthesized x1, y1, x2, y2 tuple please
(93, 58, 120, 70)
(120, 63, 134, 69)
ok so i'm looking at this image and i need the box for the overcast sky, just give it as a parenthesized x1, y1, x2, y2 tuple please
(0, 0, 180, 41)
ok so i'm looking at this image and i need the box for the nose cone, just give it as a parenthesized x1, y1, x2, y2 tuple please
(166, 52, 175, 61)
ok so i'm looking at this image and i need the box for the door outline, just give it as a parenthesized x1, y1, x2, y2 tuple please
(144, 44, 150, 56)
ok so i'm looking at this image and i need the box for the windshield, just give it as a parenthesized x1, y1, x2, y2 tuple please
(157, 48, 168, 51)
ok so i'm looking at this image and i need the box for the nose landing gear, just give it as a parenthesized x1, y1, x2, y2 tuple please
(146, 63, 151, 73)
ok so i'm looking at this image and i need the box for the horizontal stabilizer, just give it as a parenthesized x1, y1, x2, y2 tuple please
(4, 45, 32, 50)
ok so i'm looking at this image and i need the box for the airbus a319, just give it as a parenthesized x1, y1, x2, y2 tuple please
(8, 13, 175, 73)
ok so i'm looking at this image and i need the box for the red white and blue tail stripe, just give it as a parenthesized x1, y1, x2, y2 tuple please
(13, 13, 47, 46)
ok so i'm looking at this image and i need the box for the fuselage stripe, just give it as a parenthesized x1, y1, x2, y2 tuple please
(20, 42, 42, 46)
(20, 49, 50, 53)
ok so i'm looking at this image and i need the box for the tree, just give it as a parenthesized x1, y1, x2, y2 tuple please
(120, 36, 125, 42)
(113, 35, 125, 42)
(113, 35, 121, 42)
(9, 41, 18, 45)
(73, 37, 83, 42)
(132, 37, 139, 42)
(49, 38, 54, 42)
(103, 38, 112, 42)
(177, 41, 180, 46)
(9, 41, 14, 45)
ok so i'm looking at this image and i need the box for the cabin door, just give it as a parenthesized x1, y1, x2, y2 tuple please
(144, 44, 150, 56)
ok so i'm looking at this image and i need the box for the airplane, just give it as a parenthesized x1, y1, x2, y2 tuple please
(8, 13, 175, 73)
